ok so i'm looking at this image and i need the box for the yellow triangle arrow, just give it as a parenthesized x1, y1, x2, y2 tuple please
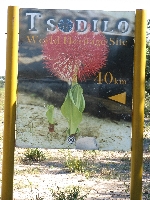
(108, 92, 126, 104)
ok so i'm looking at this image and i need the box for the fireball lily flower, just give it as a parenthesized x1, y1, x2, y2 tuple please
(42, 30, 109, 139)
(42, 31, 109, 83)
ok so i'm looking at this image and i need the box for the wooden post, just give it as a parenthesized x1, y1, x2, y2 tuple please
(1, 6, 19, 200)
(131, 9, 146, 200)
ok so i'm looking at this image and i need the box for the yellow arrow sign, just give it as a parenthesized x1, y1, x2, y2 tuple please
(108, 92, 126, 104)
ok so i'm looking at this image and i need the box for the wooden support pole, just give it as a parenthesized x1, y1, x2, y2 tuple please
(131, 9, 146, 200)
(1, 6, 19, 200)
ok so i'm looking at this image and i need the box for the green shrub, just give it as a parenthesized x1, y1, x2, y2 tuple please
(65, 156, 87, 173)
(23, 148, 46, 162)
(51, 186, 87, 200)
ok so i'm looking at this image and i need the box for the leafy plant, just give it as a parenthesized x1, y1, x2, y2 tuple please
(61, 83, 85, 135)
(23, 148, 46, 162)
(42, 31, 108, 139)
(65, 155, 87, 173)
(46, 105, 54, 124)
(51, 186, 87, 200)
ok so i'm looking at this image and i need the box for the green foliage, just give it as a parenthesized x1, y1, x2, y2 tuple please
(65, 151, 88, 173)
(23, 148, 46, 162)
(146, 41, 150, 93)
(61, 83, 85, 135)
(46, 105, 54, 124)
(65, 157, 87, 173)
(145, 20, 150, 117)
(51, 186, 87, 200)
(0, 87, 4, 110)
(145, 91, 150, 117)
(0, 76, 5, 88)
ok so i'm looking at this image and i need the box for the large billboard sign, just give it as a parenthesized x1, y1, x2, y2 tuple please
(16, 9, 135, 150)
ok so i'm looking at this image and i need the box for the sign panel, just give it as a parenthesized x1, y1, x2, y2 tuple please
(16, 9, 135, 150)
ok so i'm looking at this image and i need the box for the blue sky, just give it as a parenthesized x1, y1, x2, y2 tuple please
(0, 0, 149, 75)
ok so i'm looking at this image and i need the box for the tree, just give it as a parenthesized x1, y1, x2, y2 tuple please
(145, 19, 150, 117)
(146, 19, 150, 94)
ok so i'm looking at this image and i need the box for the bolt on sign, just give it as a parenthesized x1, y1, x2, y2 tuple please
(16, 9, 135, 150)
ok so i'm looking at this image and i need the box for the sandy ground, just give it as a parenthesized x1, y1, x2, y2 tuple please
(16, 92, 131, 151)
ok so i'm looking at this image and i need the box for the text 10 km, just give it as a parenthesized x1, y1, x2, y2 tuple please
(95, 72, 127, 84)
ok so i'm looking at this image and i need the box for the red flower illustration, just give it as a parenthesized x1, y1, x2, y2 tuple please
(42, 31, 109, 82)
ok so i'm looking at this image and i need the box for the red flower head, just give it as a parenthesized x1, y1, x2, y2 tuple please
(42, 31, 109, 82)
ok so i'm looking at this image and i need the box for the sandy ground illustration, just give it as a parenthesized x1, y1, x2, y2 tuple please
(16, 92, 131, 151)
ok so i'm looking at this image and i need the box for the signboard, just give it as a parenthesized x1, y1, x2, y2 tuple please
(16, 9, 135, 150)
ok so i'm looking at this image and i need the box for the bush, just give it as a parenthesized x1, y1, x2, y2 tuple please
(65, 155, 87, 173)
(51, 186, 87, 200)
(23, 148, 46, 162)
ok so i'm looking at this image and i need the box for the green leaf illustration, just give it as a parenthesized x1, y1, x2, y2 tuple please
(61, 84, 85, 135)
(46, 105, 54, 124)
(70, 84, 85, 112)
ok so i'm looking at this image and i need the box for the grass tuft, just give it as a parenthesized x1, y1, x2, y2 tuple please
(23, 148, 46, 162)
